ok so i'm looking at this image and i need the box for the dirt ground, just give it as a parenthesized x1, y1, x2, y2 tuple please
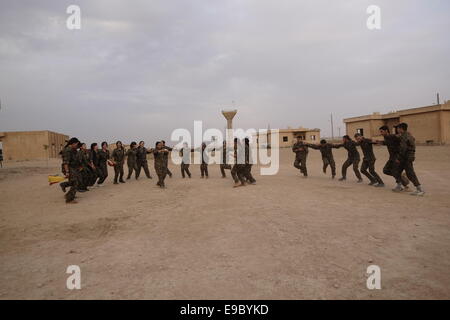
(0, 146, 449, 300)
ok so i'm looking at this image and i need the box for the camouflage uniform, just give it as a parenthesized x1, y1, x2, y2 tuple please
(307, 143, 337, 177)
(89, 149, 101, 185)
(62, 146, 82, 202)
(78, 149, 91, 190)
(397, 131, 421, 187)
(380, 134, 409, 186)
(97, 149, 110, 184)
(219, 145, 232, 178)
(292, 141, 309, 176)
(153, 149, 168, 187)
(163, 146, 173, 177)
(180, 147, 191, 178)
(231, 142, 246, 184)
(112, 147, 126, 183)
(126, 148, 138, 179)
(136, 147, 152, 179)
(243, 143, 256, 183)
(357, 138, 384, 185)
(336, 140, 362, 180)
(200, 147, 209, 178)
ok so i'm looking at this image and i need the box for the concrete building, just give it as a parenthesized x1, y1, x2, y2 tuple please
(253, 127, 321, 148)
(344, 101, 450, 144)
(0, 130, 69, 161)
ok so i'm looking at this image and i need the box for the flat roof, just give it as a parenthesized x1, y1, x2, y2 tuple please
(344, 102, 450, 123)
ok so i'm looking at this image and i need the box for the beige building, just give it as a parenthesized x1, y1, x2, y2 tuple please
(254, 127, 321, 148)
(0, 130, 69, 161)
(344, 102, 450, 144)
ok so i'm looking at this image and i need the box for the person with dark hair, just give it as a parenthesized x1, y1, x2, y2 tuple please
(161, 140, 173, 178)
(306, 139, 338, 179)
(231, 138, 246, 187)
(243, 137, 256, 184)
(126, 141, 138, 180)
(354, 133, 384, 187)
(97, 141, 110, 186)
(219, 140, 232, 178)
(77, 143, 91, 191)
(377, 126, 410, 190)
(89, 142, 101, 187)
(200, 142, 209, 178)
(112, 141, 126, 184)
(179, 142, 192, 178)
(335, 135, 363, 182)
(136, 141, 153, 180)
(153, 141, 169, 188)
(394, 123, 425, 196)
(292, 136, 309, 177)
(61, 137, 82, 203)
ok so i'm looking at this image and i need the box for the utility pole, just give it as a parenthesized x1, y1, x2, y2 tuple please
(437, 93, 440, 105)
(330, 113, 334, 140)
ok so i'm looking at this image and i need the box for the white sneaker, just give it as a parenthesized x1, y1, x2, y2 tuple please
(410, 190, 425, 196)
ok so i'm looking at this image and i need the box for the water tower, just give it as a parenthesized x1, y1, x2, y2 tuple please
(222, 109, 237, 145)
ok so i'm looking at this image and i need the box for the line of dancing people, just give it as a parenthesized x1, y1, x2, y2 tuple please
(59, 137, 256, 203)
(292, 122, 425, 196)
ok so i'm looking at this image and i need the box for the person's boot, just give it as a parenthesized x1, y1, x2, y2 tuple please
(113, 180, 118, 185)
(375, 183, 385, 188)
(338, 177, 346, 181)
(410, 185, 425, 196)
(332, 175, 335, 179)
(368, 181, 376, 186)
(119, 179, 125, 183)
(60, 183, 66, 193)
(392, 183, 403, 192)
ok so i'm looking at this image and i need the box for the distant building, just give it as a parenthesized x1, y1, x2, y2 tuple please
(344, 101, 450, 144)
(0, 130, 69, 161)
(253, 127, 321, 148)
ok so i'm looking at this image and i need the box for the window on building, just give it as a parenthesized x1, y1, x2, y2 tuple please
(357, 128, 364, 136)
(283, 136, 288, 142)
(311, 135, 316, 141)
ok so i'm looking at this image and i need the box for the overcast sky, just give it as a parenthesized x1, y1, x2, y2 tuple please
(0, 0, 449, 144)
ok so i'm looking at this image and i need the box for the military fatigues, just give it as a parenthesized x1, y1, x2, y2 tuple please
(308, 143, 337, 177)
(163, 146, 173, 177)
(97, 149, 110, 184)
(180, 147, 192, 178)
(337, 141, 362, 180)
(126, 148, 138, 179)
(243, 143, 256, 184)
(220, 145, 232, 178)
(292, 141, 309, 177)
(231, 143, 246, 184)
(153, 149, 168, 187)
(397, 132, 421, 187)
(357, 138, 384, 185)
(381, 134, 409, 186)
(200, 147, 209, 178)
(136, 147, 152, 179)
(78, 149, 91, 190)
(112, 147, 126, 183)
(62, 146, 82, 202)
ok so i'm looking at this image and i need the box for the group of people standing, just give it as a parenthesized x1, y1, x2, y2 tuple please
(292, 122, 425, 196)
(59, 137, 256, 203)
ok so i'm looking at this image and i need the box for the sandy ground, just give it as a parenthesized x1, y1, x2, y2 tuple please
(0, 146, 449, 300)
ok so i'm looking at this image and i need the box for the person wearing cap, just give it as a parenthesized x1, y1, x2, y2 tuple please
(354, 133, 385, 187)
(335, 135, 363, 183)
(306, 139, 339, 179)
(394, 123, 424, 196)
(61, 137, 83, 203)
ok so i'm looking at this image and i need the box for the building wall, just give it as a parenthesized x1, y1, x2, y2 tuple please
(0, 131, 69, 161)
(400, 111, 441, 144)
(441, 110, 450, 144)
(278, 131, 320, 148)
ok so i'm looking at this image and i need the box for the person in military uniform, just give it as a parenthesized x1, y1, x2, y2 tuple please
(77, 143, 91, 191)
(136, 141, 153, 179)
(61, 137, 83, 203)
(231, 138, 246, 187)
(89, 142, 100, 186)
(200, 142, 209, 178)
(394, 123, 424, 196)
(220, 141, 232, 178)
(180, 142, 192, 178)
(307, 139, 338, 179)
(112, 141, 126, 184)
(354, 133, 385, 187)
(292, 136, 309, 177)
(377, 126, 410, 190)
(335, 135, 363, 182)
(153, 141, 169, 188)
(96, 141, 110, 186)
(161, 140, 173, 178)
(243, 138, 256, 184)
(126, 141, 138, 180)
